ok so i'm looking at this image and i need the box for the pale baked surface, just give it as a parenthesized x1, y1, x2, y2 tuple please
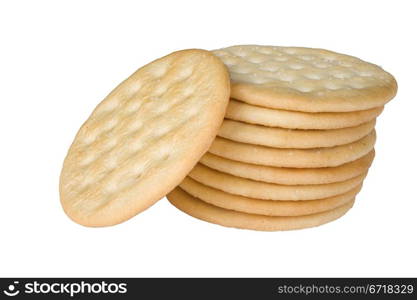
(60, 49, 230, 227)
(226, 99, 384, 129)
(218, 119, 375, 148)
(180, 177, 361, 216)
(168, 188, 355, 231)
(214, 45, 397, 112)
(200, 150, 374, 185)
(209, 130, 376, 168)
(188, 164, 366, 200)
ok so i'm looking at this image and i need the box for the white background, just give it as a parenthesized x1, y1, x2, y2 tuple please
(1, 0, 416, 277)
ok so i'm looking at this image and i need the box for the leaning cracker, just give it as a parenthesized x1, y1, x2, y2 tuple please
(188, 164, 366, 201)
(168, 188, 355, 231)
(60, 49, 230, 227)
(214, 45, 397, 112)
(209, 130, 376, 168)
(218, 119, 375, 148)
(180, 177, 361, 216)
(200, 150, 374, 185)
(226, 99, 384, 129)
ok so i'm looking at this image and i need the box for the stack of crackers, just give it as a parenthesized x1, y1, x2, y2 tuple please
(168, 46, 397, 231)
(60, 45, 397, 230)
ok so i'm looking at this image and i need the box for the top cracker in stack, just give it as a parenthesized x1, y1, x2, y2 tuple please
(214, 45, 396, 113)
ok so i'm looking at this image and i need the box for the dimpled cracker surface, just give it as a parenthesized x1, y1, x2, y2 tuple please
(214, 45, 397, 112)
(60, 49, 230, 227)
(209, 130, 376, 168)
(180, 177, 361, 216)
(200, 150, 374, 185)
(168, 188, 355, 231)
(226, 99, 384, 129)
(188, 164, 366, 201)
(218, 119, 375, 148)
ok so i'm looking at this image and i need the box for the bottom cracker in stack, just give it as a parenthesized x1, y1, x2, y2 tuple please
(168, 189, 356, 231)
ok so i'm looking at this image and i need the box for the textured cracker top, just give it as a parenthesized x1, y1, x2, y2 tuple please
(214, 45, 397, 112)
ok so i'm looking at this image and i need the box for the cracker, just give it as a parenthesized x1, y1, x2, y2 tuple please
(209, 130, 376, 168)
(180, 177, 361, 216)
(168, 188, 355, 231)
(214, 45, 397, 112)
(226, 99, 384, 129)
(218, 119, 375, 148)
(60, 49, 230, 227)
(200, 150, 374, 185)
(188, 164, 366, 201)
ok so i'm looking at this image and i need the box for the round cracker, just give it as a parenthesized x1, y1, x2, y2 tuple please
(60, 49, 230, 227)
(188, 164, 366, 201)
(214, 45, 397, 112)
(168, 188, 355, 231)
(218, 119, 375, 148)
(200, 150, 374, 185)
(180, 176, 361, 216)
(226, 99, 384, 129)
(209, 130, 376, 168)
